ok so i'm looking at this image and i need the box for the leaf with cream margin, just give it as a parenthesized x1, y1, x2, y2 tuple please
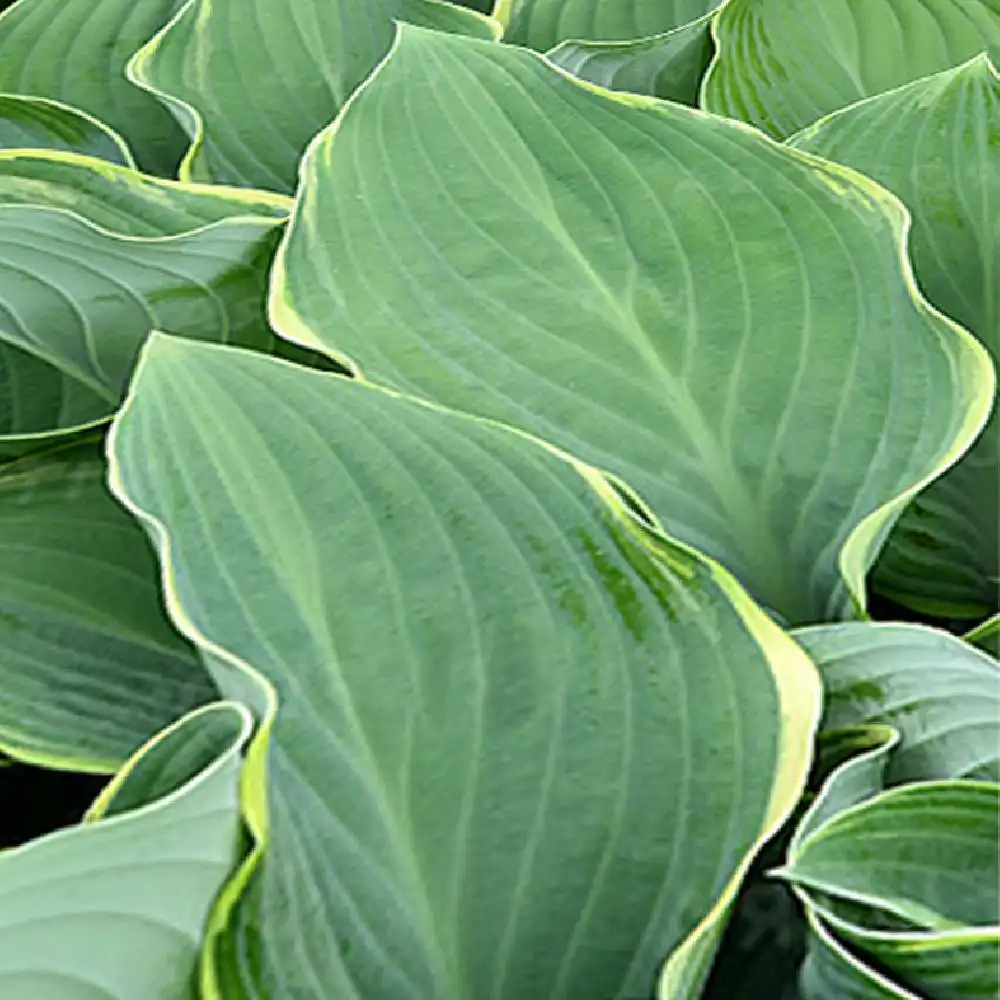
(494, 0, 718, 51)
(966, 613, 999, 656)
(0, 439, 215, 771)
(0, 94, 134, 165)
(0, 701, 252, 999)
(0, 0, 188, 174)
(270, 26, 993, 625)
(548, 13, 714, 105)
(789, 56, 1000, 622)
(0, 208, 283, 451)
(782, 776, 1000, 1000)
(702, 0, 1000, 140)
(793, 621, 1000, 783)
(0, 149, 288, 237)
(777, 731, 1000, 999)
(127, 0, 499, 192)
(108, 334, 821, 1000)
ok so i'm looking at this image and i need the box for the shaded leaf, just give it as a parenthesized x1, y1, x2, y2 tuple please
(548, 13, 713, 104)
(0, 440, 214, 770)
(0, 94, 133, 164)
(0, 0, 188, 173)
(0, 205, 283, 448)
(496, 0, 717, 51)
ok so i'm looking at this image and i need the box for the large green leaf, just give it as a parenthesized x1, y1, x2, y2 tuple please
(108, 334, 821, 1000)
(0, 702, 251, 999)
(702, 0, 1000, 139)
(495, 0, 718, 50)
(128, 0, 499, 192)
(548, 13, 714, 104)
(0, 0, 188, 174)
(0, 95, 133, 164)
(790, 56, 1000, 621)
(0, 440, 214, 770)
(793, 621, 1000, 783)
(0, 205, 282, 448)
(271, 26, 993, 625)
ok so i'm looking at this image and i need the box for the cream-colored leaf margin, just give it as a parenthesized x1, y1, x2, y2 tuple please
(124, 0, 502, 187)
(268, 23, 996, 622)
(107, 334, 822, 999)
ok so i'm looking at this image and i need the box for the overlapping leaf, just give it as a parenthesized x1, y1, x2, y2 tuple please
(496, 0, 717, 50)
(0, 440, 213, 770)
(109, 334, 821, 1000)
(272, 26, 993, 625)
(782, 758, 1000, 1000)
(0, 152, 288, 449)
(0, 0, 188, 174)
(0, 150, 289, 236)
(0, 702, 251, 999)
(794, 621, 1000, 783)
(128, 0, 498, 192)
(0, 95, 133, 164)
(773, 622, 1000, 1000)
(703, 0, 1000, 139)
(790, 56, 1000, 623)
(548, 14, 714, 104)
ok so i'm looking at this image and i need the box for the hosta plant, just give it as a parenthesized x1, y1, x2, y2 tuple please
(0, 0, 997, 999)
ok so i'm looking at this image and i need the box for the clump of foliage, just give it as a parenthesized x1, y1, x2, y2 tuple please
(0, 0, 997, 998)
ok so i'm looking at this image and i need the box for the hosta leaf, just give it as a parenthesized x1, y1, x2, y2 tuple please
(108, 335, 821, 1000)
(790, 56, 1000, 621)
(0, 702, 251, 999)
(784, 780, 1000, 1000)
(793, 622, 1000, 783)
(128, 0, 498, 192)
(798, 910, 920, 1000)
(0, 0, 188, 174)
(0, 150, 289, 237)
(783, 741, 1000, 1000)
(967, 613, 1000, 655)
(548, 13, 714, 104)
(816, 902, 1000, 1000)
(0, 440, 213, 770)
(272, 26, 993, 625)
(702, 0, 1000, 139)
(0, 95, 133, 164)
(0, 205, 282, 448)
(495, 0, 718, 50)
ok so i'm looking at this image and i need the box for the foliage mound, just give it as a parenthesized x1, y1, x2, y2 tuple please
(0, 0, 997, 998)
